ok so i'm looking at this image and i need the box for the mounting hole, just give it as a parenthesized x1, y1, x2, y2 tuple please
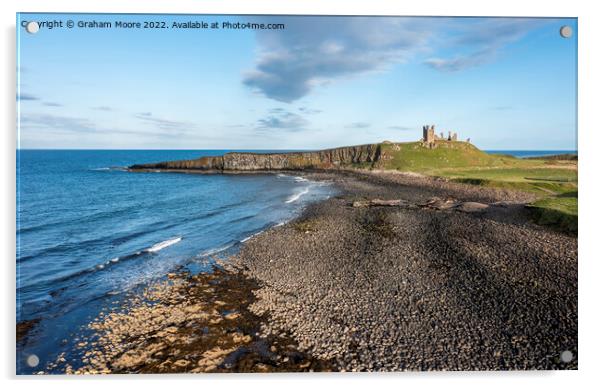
(559, 25, 573, 39)
(26, 354, 40, 367)
(560, 350, 573, 363)
(25, 21, 40, 34)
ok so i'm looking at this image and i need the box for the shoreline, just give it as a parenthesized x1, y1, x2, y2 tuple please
(55, 267, 336, 374)
(41, 170, 576, 373)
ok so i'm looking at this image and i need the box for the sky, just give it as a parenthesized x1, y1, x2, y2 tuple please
(17, 14, 577, 150)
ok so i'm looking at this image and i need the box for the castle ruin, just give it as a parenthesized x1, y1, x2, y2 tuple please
(422, 125, 459, 148)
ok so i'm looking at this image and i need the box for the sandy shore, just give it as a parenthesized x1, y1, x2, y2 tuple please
(57, 170, 577, 373)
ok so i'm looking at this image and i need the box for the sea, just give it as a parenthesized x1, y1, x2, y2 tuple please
(16, 150, 336, 374)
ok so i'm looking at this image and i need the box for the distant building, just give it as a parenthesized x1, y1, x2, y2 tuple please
(421, 125, 460, 147)
(422, 125, 436, 145)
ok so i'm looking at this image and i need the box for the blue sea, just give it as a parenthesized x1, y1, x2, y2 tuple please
(16, 150, 336, 374)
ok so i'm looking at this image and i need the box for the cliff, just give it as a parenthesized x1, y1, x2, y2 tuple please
(129, 144, 383, 172)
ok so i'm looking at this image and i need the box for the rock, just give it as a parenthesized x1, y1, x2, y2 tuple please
(456, 202, 489, 212)
(255, 363, 270, 372)
(129, 144, 382, 171)
(420, 197, 459, 210)
(112, 350, 147, 369)
(197, 346, 235, 371)
(231, 332, 252, 344)
(224, 312, 241, 320)
(174, 359, 190, 367)
(352, 199, 407, 208)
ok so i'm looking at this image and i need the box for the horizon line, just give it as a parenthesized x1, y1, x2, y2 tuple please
(16, 148, 578, 152)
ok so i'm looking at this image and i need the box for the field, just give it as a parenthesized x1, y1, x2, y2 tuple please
(378, 141, 578, 234)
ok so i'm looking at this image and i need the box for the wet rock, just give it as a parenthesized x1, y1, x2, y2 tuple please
(174, 359, 190, 368)
(224, 312, 241, 321)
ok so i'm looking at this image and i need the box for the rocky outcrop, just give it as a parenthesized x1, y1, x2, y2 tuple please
(129, 144, 382, 172)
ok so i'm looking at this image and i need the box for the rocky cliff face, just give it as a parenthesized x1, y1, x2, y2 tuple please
(129, 144, 382, 172)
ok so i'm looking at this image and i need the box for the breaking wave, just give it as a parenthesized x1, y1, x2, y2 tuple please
(197, 243, 235, 257)
(285, 188, 310, 203)
(146, 237, 182, 253)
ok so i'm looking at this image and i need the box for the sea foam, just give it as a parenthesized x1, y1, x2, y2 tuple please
(146, 237, 182, 253)
(285, 188, 309, 203)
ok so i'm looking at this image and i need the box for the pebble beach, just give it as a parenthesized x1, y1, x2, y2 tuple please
(57, 170, 577, 373)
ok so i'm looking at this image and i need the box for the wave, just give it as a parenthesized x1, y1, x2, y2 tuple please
(18, 237, 184, 291)
(197, 243, 235, 257)
(146, 237, 182, 253)
(89, 166, 127, 172)
(241, 230, 264, 243)
(17, 223, 181, 262)
(285, 188, 309, 203)
(294, 176, 308, 182)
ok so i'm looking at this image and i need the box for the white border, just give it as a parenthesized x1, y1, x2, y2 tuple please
(2, 1, 600, 388)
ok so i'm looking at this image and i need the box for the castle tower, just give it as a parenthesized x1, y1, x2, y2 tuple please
(423, 125, 435, 144)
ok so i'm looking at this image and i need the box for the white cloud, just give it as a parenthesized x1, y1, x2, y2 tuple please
(424, 18, 549, 72)
(243, 16, 433, 102)
(243, 17, 550, 100)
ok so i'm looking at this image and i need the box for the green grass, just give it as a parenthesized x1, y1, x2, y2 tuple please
(440, 167, 576, 183)
(372, 140, 578, 234)
(527, 193, 578, 235)
(378, 141, 577, 196)
(526, 153, 578, 161)
(440, 168, 577, 196)
(379, 141, 508, 173)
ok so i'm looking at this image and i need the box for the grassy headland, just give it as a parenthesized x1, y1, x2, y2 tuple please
(377, 141, 577, 234)
(129, 140, 577, 235)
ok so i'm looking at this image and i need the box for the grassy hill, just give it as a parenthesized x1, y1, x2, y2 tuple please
(376, 141, 578, 235)
(379, 141, 505, 172)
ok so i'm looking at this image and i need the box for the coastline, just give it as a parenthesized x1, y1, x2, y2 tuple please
(51, 170, 577, 373)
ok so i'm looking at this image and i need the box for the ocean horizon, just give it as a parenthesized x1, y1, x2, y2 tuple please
(17, 148, 578, 158)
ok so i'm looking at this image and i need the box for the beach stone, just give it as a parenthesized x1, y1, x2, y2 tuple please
(174, 359, 190, 367)
(456, 202, 489, 212)
(224, 312, 241, 320)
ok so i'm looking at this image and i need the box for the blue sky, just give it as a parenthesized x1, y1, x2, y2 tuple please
(17, 14, 577, 150)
